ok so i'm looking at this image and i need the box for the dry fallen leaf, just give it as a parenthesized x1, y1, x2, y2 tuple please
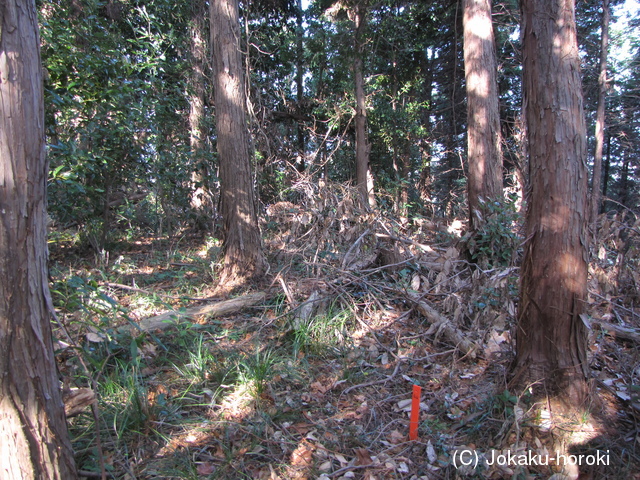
(196, 462, 216, 475)
(355, 448, 373, 466)
(334, 453, 349, 466)
(291, 440, 315, 467)
(426, 440, 437, 464)
(388, 429, 405, 444)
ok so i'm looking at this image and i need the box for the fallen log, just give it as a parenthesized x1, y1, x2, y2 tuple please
(406, 292, 477, 358)
(137, 292, 267, 332)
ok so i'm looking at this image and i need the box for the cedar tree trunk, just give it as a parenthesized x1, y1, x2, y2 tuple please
(590, 0, 609, 224)
(295, 0, 306, 172)
(0, 1, 78, 477)
(189, 0, 213, 218)
(463, 0, 503, 231)
(515, 0, 590, 403)
(210, 0, 267, 288)
(352, 1, 375, 209)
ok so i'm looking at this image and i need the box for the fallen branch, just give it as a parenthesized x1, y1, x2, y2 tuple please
(342, 228, 372, 270)
(374, 232, 437, 253)
(101, 281, 211, 301)
(406, 292, 477, 358)
(583, 314, 640, 343)
(341, 361, 402, 396)
(137, 292, 267, 332)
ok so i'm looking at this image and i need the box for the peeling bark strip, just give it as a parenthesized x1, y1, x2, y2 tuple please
(0, 0, 78, 477)
(514, 0, 590, 402)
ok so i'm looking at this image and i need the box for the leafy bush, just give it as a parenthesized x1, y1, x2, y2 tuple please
(464, 195, 522, 268)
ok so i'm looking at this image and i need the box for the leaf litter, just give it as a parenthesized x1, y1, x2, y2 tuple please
(51, 186, 640, 479)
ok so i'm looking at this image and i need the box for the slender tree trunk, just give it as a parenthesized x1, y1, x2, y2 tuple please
(602, 132, 610, 200)
(398, 148, 410, 218)
(0, 1, 78, 477)
(441, 8, 464, 216)
(210, 0, 266, 289)
(389, 53, 409, 218)
(295, 0, 306, 172)
(352, 1, 375, 209)
(444, 117, 458, 216)
(590, 0, 610, 224)
(419, 51, 434, 213)
(189, 0, 213, 220)
(463, 0, 503, 231)
(514, 0, 590, 403)
(620, 151, 630, 207)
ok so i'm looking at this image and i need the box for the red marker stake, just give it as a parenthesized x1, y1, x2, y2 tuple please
(409, 384, 421, 440)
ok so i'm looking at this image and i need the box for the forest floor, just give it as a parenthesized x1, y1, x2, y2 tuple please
(50, 197, 640, 479)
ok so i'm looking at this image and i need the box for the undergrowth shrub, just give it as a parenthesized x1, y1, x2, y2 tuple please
(464, 195, 521, 268)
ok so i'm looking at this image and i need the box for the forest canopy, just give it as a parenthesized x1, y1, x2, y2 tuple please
(41, 0, 638, 240)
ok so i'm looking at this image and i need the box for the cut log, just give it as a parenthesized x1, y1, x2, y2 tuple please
(406, 292, 477, 358)
(137, 292, 267, 332)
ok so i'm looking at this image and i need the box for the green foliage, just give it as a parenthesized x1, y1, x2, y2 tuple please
(172, 333, 219, 384)
(237, 348, 278, 397)
(41, 0, 199, 249)
(291, 306, 354, 357)
(37, 0, 640, 231)
(494, 389, 519, 417)
(101, 360, 151, 439)
(474, 284, 515, 310)
(464, 196, 522, 268)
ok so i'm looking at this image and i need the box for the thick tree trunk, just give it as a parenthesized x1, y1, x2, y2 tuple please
(463, 0, 503, 231)
(590, 0, 609, 224)
(0, 1, 78, 478)
(210, 0, 267, 289)
(515, 0, 590, 403)
(353, 1, 375, 209)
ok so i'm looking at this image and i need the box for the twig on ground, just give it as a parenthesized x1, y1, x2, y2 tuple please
(341, 360, 403, 396)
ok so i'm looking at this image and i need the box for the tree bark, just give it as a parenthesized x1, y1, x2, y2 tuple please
(514, 0, 590, 403)
(0, 1, 78, 477)
(352, 1, 375, 209)
(189, 0, 213, 219)
(602, 132, 610, 199)
(463, 0, 503, 231)
(590, 0, 610, 224)
(295, 0, 306, 172)
(418, 51, 434, 213)
(210, 0, 267, 289)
